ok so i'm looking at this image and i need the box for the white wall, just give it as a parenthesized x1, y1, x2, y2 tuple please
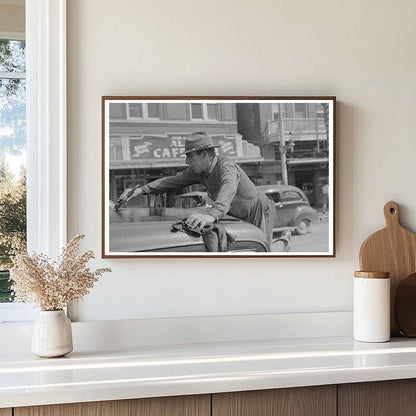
(67, 0, 416, 322)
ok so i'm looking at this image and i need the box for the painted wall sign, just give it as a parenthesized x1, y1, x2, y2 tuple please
(128, 134, 239, 160)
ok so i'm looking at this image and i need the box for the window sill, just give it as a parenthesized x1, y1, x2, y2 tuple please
(0, 303, 35, 324)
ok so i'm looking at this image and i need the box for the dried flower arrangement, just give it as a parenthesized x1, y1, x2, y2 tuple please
(10, 234, 111, 311)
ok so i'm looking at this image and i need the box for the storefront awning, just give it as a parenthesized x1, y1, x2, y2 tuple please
(287, 157, 329, 165)
(109, 156, 263, 170)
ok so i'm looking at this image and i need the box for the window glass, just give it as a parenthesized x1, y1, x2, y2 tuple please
(281, 191, 302, 202)
(109, 103, 125, 119)
(191, 103, 203, 119)
(129, 103, 143, 118)
(0, 39, 27, 303)
(163, 103, 188, 120)
(207, 104, 219, 120)
(294, 103, 306, 118)
(266, 192, 281, 203)
(147, 103, 160, 118)
(316, 109, 325, 118)
(0, 40, 25, 73)
(220, 103, 235, 121)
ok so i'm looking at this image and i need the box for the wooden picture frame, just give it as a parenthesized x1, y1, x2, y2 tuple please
(102, 96, 336, 258)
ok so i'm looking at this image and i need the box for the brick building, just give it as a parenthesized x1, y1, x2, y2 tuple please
(236, 102, 330, 207)
(107, 101, 263, 205)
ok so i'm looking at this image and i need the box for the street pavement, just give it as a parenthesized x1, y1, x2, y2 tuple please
(272, 214, 329, 253)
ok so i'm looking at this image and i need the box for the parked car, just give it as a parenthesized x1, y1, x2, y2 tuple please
(258, 184, 319, 235)
(174, 191, 211, 208)
(109, 207, 290, 253)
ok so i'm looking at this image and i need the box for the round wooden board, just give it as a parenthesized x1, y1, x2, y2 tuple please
(359, 201, 416, 336)
(395, 273, 416, 337)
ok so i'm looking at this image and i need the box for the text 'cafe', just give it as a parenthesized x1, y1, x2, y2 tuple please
(108, 133, 263, 203)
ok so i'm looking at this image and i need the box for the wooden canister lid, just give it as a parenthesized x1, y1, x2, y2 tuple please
(354, 271, 390, 279)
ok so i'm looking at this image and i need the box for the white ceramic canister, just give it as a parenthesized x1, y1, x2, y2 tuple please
(353, 271, 390, 342)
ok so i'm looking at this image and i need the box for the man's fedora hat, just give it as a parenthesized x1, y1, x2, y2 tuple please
(184, 132, 221, 154)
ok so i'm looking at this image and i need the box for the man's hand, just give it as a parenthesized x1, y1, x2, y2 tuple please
(115, 187, 143, 210)
(185, 213, 215, 230)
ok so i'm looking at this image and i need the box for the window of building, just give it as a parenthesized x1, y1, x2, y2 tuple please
(207, 103, 219, 120)
(191, 103, 203, 119)
(190, 103, 222, 121)
(127, 103, 162, 120)
(164, 103, 188, 120)
(147, 103, 161, 119)
(220, 103, 235, 121)
(128, 103, 143, 119)
(294, 103, 307, 118)
(109, 103, 125, 119)
(316, 108, 325, 118)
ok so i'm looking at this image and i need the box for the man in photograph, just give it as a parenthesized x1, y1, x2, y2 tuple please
(116, 131, 275, 249)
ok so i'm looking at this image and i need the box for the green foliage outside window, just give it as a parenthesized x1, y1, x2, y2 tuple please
(0, 161, 26, 302)
(0, 38, 27, 302)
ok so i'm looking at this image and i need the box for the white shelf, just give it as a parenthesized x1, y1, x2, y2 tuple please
(2, 335, 416, 408)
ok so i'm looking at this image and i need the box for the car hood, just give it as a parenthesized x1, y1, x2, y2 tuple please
(109, 208, 269, 252)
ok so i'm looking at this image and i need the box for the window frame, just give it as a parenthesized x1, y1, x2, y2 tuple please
(26, 0, 67, 256)
(146, 102, 161, 120)
(189, 103, 221, 121)
(127, 102, 144, 119)
(206, 103, 219, 120)
(190, 102, 204, 120)
(0, 0, 67, 323)
(127, 103, 162, 120)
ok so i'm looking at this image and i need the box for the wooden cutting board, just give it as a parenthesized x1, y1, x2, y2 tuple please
(359, 201, 416, 336)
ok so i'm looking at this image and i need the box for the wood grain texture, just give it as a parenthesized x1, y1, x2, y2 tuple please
(212, 386, 336, 416)
(338, 379, 416, 416)
(354, 271, 389, 279)
(394, 272, 416, 336)
(359, 201, 416, 335)
(14, 395, 210, 416)
(0, 409, 12, 416)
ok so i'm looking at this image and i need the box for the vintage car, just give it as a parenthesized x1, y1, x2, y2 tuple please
(109, 207, 290, 253)
(257, 184, 319, 235)
(174, 191, 212, 208)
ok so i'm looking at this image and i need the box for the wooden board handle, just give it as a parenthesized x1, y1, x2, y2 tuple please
(384, 201, 400, 228)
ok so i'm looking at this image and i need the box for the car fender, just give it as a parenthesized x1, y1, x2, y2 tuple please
(290, 206, 319, 226)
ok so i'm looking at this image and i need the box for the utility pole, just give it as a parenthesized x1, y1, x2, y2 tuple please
(278, 103, 288, 185)
(315, 117, 320, 153)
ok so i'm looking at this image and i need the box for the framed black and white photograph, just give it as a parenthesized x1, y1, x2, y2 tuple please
(102, 96, 336, 258)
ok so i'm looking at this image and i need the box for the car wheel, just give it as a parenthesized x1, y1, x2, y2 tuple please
(295, 219, 311, 235)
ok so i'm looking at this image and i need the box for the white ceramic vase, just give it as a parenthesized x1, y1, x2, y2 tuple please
(31, 310, 73, 358)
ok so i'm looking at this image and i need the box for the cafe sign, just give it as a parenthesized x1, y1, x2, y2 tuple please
(129, 133, 239, 160)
